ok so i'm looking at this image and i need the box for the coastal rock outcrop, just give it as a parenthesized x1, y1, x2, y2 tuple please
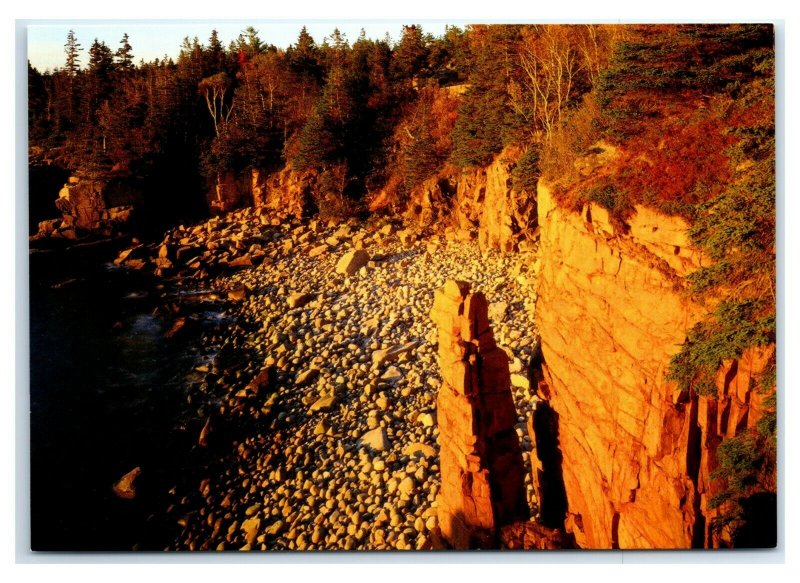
(404, 148, 536, 253)
(251, 165, 318, 219)
(430, 280, 528, 549)
(35, 175, 135, 239)
(534, 182, 774, 548)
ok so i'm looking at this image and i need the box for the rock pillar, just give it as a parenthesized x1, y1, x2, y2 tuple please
(430, 280, 529, 549)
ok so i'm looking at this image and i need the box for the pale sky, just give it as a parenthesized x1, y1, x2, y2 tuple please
(26, 21, 470, 72)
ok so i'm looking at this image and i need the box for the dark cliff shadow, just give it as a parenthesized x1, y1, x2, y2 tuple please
(29, 164, 70, 234)
(527, 347, 569, 530)
(531, 402, 569, 529)
(733, 492, 778, 548)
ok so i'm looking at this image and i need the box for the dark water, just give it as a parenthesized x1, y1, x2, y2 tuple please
(29, 241, 213, 551)
(28, 165, 69, 235)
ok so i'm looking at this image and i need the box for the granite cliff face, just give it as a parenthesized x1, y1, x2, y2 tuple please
(404, 148, 537, 253)
(533, 183, 774, 549)
(205, 165, 319, 218)
(250, 165, 318, 218)
(34, 174, 135, 240)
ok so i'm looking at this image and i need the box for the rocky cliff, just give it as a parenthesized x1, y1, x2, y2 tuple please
(404, 148, 536, 253)
(34, 174, 135, 240)
(533, 183, 774, 549)
(250, 165, 318, 218)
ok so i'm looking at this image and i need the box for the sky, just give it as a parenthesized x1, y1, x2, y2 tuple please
(26, 21, 471, 72)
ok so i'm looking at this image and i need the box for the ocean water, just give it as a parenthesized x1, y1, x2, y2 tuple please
(28, 242, 209, 551)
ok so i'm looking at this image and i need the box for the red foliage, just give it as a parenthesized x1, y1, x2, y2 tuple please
(617, 113, 737, 212)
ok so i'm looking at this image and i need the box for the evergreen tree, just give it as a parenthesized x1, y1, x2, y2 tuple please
(86, 39, 116, 114)
(207, 29, 226, 71)
(64, 29, 82, 76)
(88, 39, 115, 76)
(450, 25, 523, 167)
(28, 62, 51, 142)
(391, 25, 429, 82)
(236, 26, 266, 59)
(115, 33, 134, 71)
(287, 26, 322, 80)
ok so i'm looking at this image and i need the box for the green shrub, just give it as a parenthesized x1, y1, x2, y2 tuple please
(511, 145, 541, 193)
(667, 300, 774, 397)
(587, 184, 631, 215)
(709, 433, 760, 507)
(708, 413, 776, 543)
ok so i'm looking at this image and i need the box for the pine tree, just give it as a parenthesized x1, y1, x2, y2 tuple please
(64, 29, 82, 76)
(28, 62, 51, 141)
(236, 26, 265, 59)
(115, 33, 134, 71)
(287, 26, 321, 78)
(207, 29, 226, 72)
(88, 39, 115, 75)
(391, 24, 429, 82)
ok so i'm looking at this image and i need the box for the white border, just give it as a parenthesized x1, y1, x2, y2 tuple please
(4, 0, 797, 580)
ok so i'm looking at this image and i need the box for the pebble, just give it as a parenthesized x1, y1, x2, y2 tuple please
(398, 476, 415, 496)
(381, 366, 403, 383)
(310, 395, 337, 412)
(359, 428, 389, 452)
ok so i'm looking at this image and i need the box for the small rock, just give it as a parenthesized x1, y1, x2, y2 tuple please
(308, 244, 329, 258)
(510, 374, 530, 391)
(164, 317, 186, 339)
(359, 428, 389, 452)
(402, 442, 436, 459)
(398, 476, 415, 496)
(227, 285, 248, 302)
(288, 292, 315, 309)
(398, 230, 416, 247)
(242, 517, 261, 546)
(310, 395, 337, 412)
(489, 301, 508, 323)
(381, 366, 403, 384)
(228, 254, 253, 268)
(112, 467, 141, 499)
(296, 368, 320, 386)
(246, 366, 276, 396)
(198, 417, 212, 447)
(371, 342, 418, 368)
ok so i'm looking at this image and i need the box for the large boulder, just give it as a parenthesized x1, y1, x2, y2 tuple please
(335, 249, 370, 276)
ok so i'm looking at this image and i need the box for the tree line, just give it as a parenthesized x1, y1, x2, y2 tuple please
(28, 24, 620, 218)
